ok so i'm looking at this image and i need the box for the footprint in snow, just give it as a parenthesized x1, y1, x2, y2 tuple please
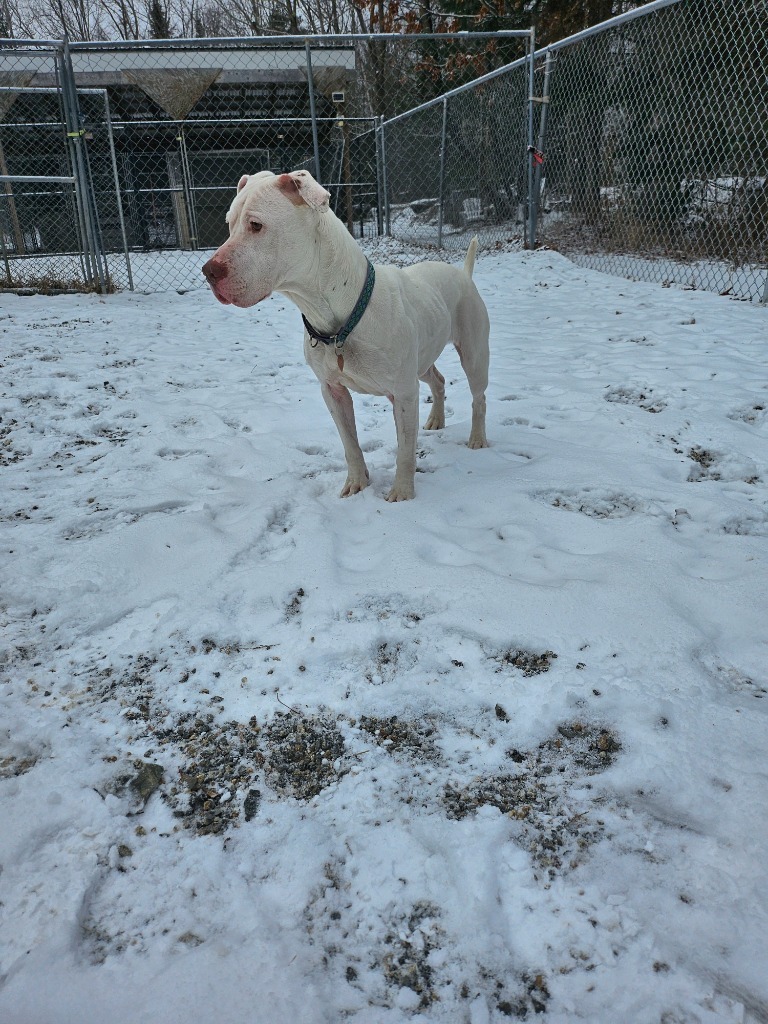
(534, 487, 645, 519)
(727, 402, 766, 426)
(686, 447, 760, 484)
(501, 416, 546, 429)
(604, 384, 667, 413)
(257, 502, 297, 562)
(720, 509, 768, 536)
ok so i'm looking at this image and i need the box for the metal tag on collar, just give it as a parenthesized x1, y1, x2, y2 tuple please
(335, 336, 345, 371)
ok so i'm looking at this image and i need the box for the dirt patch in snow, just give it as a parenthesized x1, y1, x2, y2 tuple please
(493, 647, 558, 677)
(444, 721, 621, 876)
(356, 714, 443, 762)
(262, 712, 347, 800)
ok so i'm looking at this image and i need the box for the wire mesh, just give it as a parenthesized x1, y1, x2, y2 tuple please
(380, 55, 531, 256)
(0, 33, 532, 292)
(73, 40, 365, 292)
(536, 0, 768, 302)
(0, 49, 88, 291)
(1, 5, 766, 302)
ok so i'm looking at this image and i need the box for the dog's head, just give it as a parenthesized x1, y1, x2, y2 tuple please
(201, 169, 331, 308)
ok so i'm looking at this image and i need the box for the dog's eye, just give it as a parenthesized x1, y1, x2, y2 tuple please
(249, 221, 263, 233)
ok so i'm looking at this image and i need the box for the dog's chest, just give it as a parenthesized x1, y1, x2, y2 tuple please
(305, 340, 388, 396)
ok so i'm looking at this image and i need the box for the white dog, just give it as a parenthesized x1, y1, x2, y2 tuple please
(203, 169, 490, 501)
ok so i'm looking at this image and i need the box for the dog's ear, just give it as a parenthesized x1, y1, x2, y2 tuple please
(237, 174, 250, 192)
(276, 170, 330, 210)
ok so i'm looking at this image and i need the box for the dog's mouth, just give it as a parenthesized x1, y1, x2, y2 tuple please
(208, 284, 272, 307)
(231, 291, 271, 309)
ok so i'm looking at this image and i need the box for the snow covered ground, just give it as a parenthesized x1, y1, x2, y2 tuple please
(1, 247, 767, 1024)
(569, 250, 767, 306)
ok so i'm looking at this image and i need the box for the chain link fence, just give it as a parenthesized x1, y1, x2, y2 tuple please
(1, 1, 766, 302)
(532, 0, 768, 302)
(0, 48, 98, 291)
(379, 0, 767, 302)
(377, 55, 531, 258)
(0, 32, 532, 294)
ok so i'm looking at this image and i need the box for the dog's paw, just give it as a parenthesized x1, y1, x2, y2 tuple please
(467, 435, 489, 450)
(386, 483, 415, 502)
(340, 476, 369, 497)
(423, 412, 445, 431)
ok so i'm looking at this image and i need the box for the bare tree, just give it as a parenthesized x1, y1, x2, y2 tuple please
(22, 0, 109, 39)
(101, 0, 141, 38)
(6, 0, 437, 39)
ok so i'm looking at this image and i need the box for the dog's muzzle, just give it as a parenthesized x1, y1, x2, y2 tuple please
(202, 257, 231, 303)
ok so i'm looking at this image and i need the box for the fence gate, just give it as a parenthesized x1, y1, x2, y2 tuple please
(0, 41, 132, 292)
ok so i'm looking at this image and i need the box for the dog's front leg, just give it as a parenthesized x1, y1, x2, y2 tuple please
(388, 389, 419, 502)
(321, 381, 370, 497)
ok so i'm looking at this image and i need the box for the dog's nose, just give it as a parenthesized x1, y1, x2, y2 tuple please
(202, 257, 228, 283)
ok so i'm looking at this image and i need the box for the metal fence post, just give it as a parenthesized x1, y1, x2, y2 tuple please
(0, 224, 11, 284)
(529, 47, 554, 250)
(525, 27, 536, 249)
(379, 116, 391, 236)
(304, 41, 322, 182)
(177, 126, 199, 250)
(374, 115, 384, 236)
(59, 44, 94, 284)
(437, 98, 448, 250)
(102, 89, 134, 290)
(59, 38, 108, 291)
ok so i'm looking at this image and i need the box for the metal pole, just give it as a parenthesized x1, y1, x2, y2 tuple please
(102, 89, 134, 290)
(69, 30, 533, 50)
(335, 101, 354, 234)
(304, 41, 322, 182)
(178, 126, 199, 250)
(379, 116, 391, 236)
(0, 174, 75, 183)
(80, 112, 111, 284)
(58, 43, 95, 285)
(530, 48, 554, 250)
(437, 98, 448, 250)
(60, 39, 107, 291)
(526, 27, 536, 249)
(374, 116, 384, 237)
(342, 127, 354, 234)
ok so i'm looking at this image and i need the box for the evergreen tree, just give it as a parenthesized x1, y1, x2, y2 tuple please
(0, 0, 13, 37)
(147, 0, 172, 38)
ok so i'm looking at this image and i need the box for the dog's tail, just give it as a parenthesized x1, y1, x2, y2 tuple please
(463, 236, 479, 278)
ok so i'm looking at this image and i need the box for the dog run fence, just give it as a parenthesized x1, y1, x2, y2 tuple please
(0, 0, 766, 302)
(0, 31, 534, 295)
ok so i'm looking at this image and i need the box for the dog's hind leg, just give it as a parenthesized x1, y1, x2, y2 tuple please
(454, 294, 490, 450)
(419, 364, 446, 430)
(321, 382, 370, 496)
